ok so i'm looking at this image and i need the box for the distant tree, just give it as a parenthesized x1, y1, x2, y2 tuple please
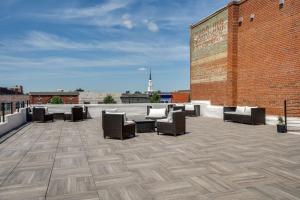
(103, 95, 117, 104)
(134, 91, 141, 94)
(150, 91, 160, 103)
(49, 96, 63, 104)
(76, 88, 84, 92)
(125, 91, 130, 94)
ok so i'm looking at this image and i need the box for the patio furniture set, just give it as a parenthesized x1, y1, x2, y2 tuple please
(30, 106, 88, 123)
(102, 104, 201, 140)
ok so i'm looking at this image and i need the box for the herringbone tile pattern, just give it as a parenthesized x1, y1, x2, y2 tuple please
(0, 117, 300, 199)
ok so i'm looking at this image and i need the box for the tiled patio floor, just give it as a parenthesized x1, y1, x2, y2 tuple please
(0, 117, 300, 200)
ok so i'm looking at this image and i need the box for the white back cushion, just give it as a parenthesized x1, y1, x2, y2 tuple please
(148, 108, 166, 118)
(236, 106, 246, 113)
(245, 106, 257, 114)
(185, 104, 195, 111)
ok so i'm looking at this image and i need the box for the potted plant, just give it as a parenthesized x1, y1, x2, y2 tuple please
(277, 116, 287, 133)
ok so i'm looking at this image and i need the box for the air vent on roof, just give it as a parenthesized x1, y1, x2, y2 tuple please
(250, 14, 255, 22)
(279, 0, 284, 8)
(238, 16, 243, 26)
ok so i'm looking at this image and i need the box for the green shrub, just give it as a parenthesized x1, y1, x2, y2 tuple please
(104, 95, 116, 104)
(150, 92, 160, 103)
(49, 96, 63, 104)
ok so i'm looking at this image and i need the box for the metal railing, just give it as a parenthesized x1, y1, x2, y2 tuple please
(0, 101, 29, 123)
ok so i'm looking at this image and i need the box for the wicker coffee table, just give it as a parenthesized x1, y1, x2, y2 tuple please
(134, 119, 155, 133)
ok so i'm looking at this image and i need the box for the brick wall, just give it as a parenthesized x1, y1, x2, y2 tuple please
(172, 91, 190, 103)
(191, 0, 300, 115)
(235, 0, 300, 115)
(30, 95, 79, 104)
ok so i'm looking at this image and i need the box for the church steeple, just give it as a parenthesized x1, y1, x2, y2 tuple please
(147, 67, 153, 93)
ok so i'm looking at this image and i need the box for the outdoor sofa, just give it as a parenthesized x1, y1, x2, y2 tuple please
(157, 110, 186, 136)
(32, 107, 54, 122)
(223, 106, 266, 125)
(102, 110, 136, 140)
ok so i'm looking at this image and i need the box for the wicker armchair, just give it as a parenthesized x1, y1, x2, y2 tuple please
(185, 105, 201, 117)
(157, 111, 186, 136)
(32, 107, 53, 122)
(102, 111, 136, 140)
(71, 106, 83, 121)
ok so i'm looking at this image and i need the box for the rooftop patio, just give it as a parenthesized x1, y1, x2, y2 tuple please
(0, 117, 300, 200)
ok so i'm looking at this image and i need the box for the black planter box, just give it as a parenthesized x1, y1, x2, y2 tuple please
(277, 124, 287, 133)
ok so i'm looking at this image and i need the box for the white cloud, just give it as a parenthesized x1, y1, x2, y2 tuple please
(1, 31, 188, 60)
(47, 0, 129, 19)
(137, 67, 147, 71)
(122, 14, 134, 29)
(144, 20, 159, 32)
(0, 55, 143, 71)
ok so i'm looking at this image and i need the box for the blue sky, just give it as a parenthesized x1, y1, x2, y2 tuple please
(0, 0, 228, 93)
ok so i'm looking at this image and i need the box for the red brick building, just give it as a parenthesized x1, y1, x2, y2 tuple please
(29, 92, 79, 104)
(190, 0, 299, 115)
(172, 90, 190, 103)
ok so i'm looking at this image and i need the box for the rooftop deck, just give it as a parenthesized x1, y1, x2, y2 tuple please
(0, 117, 300, 200)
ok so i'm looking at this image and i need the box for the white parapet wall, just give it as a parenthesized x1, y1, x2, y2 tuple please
(0, 108, 27, 137)
(31, 103, 170, 118)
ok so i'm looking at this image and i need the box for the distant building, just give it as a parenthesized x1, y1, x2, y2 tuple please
(29, 91, 79, 104)
(172, 90, 190, 103)
(121, 93, 150, 104)
(0, 85, 28, 113)
(0, 85, 23, 95)
(79, 92, 122, 104)
(159, 92, 172, 103)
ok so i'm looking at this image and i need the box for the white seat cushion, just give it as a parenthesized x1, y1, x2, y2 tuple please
(157, 118, 171, 123)
(225, 111, 251, 116)
(124, 120, 135, 125)
(185, 104, 195, 111)
(148, 108, 167, 118)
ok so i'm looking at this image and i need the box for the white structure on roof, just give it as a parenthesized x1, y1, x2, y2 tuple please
(147, 68, 153, 94)
(79, 92, 122, 104)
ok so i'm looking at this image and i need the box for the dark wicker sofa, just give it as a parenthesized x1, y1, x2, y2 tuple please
(157, 111, 186, 136)
(223, 106, 266, 125)
(102, 111, 136, 140)
(32, 107, 53, 122)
